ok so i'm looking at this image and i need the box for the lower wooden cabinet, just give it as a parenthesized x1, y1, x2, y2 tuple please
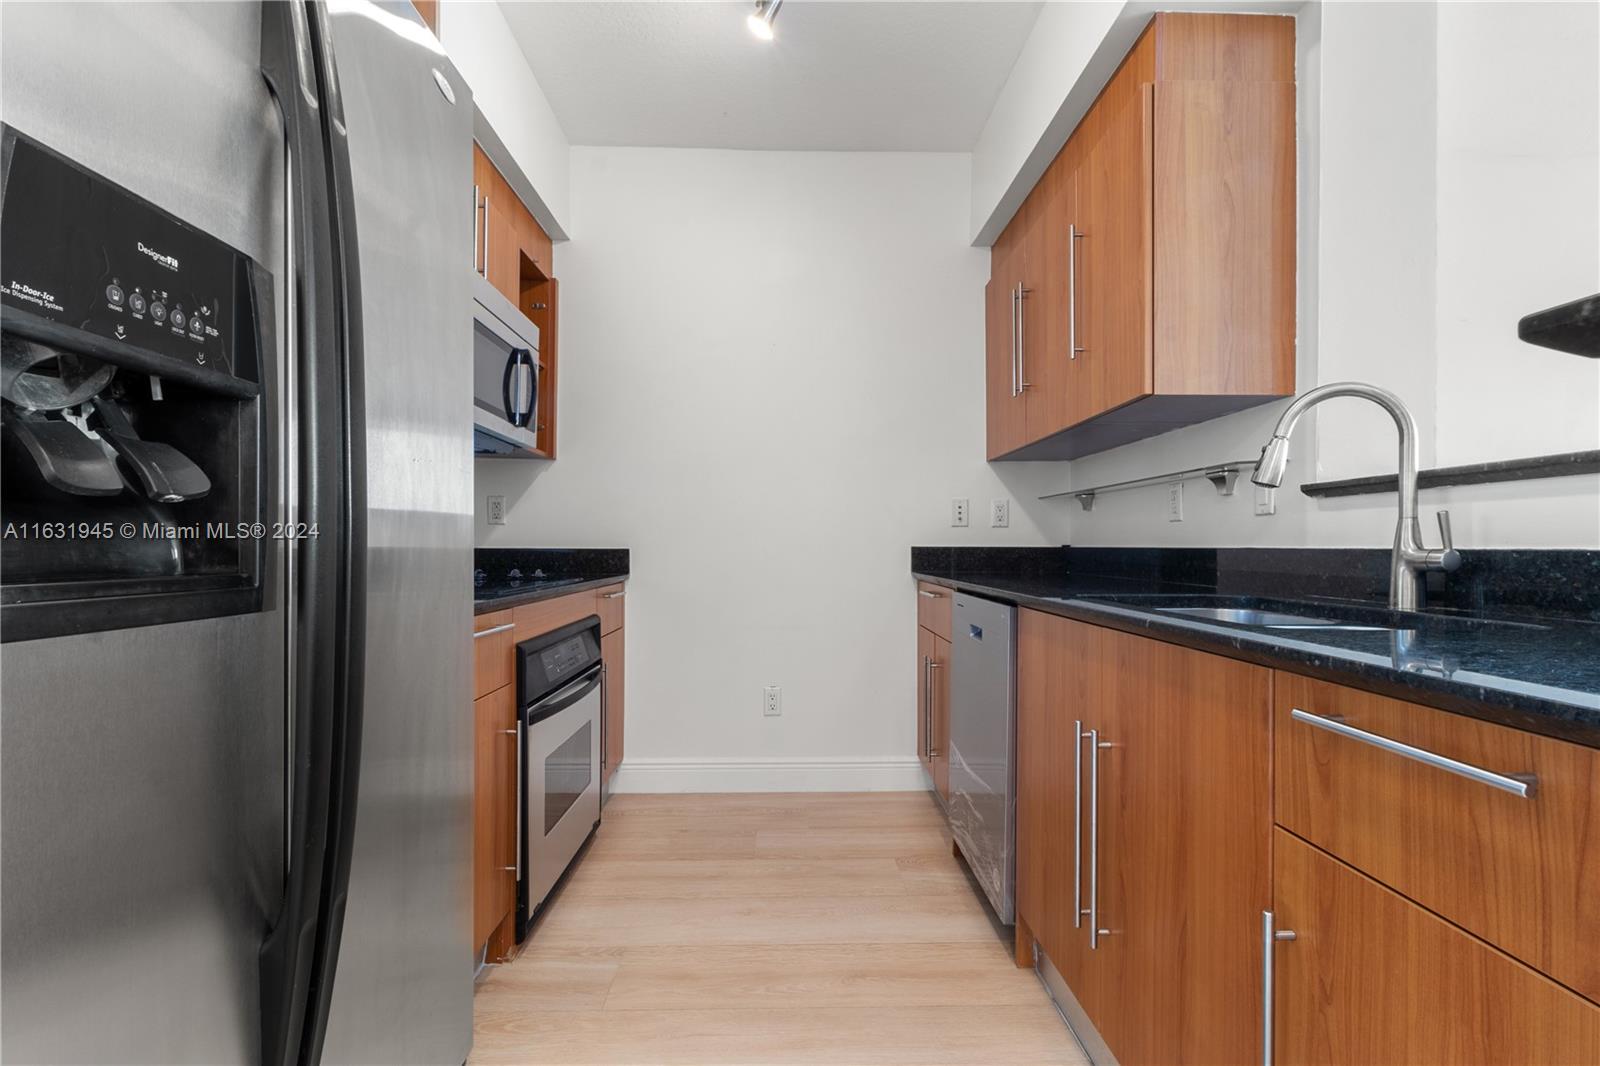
(1016, 610, 1271, 1066)
(602, 628, 624, 784)
(472, 682, 516, 954)
(1270, 828, 1600, 1065)
(915, 625, 950, 800)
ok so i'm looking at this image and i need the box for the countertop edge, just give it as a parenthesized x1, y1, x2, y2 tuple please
(913, 572, 1600, 750)
(473, 574, 627, 616)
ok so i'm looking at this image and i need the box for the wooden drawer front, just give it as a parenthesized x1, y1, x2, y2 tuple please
(512, 590, 599, 644)
(1275, 673, 1600, 1002)
(595, 583, 625, 635)
(1272, 829, 1600, 1065)
(916, 581, 952, 640)
(472, 609, 515, 699)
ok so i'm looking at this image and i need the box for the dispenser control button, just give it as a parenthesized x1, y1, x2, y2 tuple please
(170, 309, 186, 330)
(149, 301, 167, 324)
(188, 315, 204, 336)
(106, 284, 125, 306)
(128, 292, 147, 314)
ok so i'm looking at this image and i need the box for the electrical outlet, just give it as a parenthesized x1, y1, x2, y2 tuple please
(487, 495, 506, 525)
(990, 498, 1010, 528)
(1166, 482, 1184, 522)
(763, 685, 782, 717)
(1254, 485, 1278, 516)
(951, 498, 969, 527)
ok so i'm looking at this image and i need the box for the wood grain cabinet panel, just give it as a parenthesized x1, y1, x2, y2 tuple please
(474, 683, 517, 952)
(596, 584, 625, 635)
(914, 626, 950, 801)
(1016, 612, 1270, 1066)
(915, 581, 952, 641)
(602, 629, 625, 784)
(1271, 828, 1600, 1065)
(473, 609, 516, 699)
(1275, 673, 1600, 1004)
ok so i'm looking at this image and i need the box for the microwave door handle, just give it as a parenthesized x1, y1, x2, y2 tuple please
(517, 349, 537, 427)
(502, 348, 521, 426)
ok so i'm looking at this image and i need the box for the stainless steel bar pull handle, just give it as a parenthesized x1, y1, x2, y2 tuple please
(1068, 224, 1084, 360)
(473, 183, 483, 274)
(1073, 719, 1084, 929)
(1017, 284, 1030, 390)
(917, 589, 944, 599)
(601, 590, 625, 600)
(927, 660, 942, 757)
(1089, 728, 1109, 948)
(922, 656, 933, 759)
(511, 720, 523, 880)
(481, 196, 491, 278)
(1262, 910, 1296, 1066)
(1010, 284, 1020, 397)
(1290, 709, 1536, 797)
(473, 622, 515, 640)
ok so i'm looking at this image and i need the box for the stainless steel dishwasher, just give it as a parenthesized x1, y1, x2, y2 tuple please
(948, 591, 1017, 925)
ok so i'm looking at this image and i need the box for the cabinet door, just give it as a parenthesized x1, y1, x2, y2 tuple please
(916, 626, 936, 782)
(602, 628, 624, 783)
(1016, 612, 1105, 1032)
(1097, 625, 1271, 1066)
(985, 213, 1029, 458)
(474, 683, 516, 949)
(1272, 829, 1600, 1065)
(930, 633, 950, 801)
(1024, 154, 1078, 440)
(1076, 84, 1153, 426)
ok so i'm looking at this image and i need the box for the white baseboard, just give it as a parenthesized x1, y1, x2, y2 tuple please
(608, 756, 929, 794)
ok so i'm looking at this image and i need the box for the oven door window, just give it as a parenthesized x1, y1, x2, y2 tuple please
(473, 320, 535, 426)
(544, 720, 592, 835)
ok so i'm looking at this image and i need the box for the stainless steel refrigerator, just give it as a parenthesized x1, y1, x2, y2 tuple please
(0, 2, 473, 1063)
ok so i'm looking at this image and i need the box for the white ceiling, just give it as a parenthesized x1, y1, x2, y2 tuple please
(496, 1, 1045, 152)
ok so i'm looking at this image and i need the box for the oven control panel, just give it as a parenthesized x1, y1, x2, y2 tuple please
(1, 127, 242, 375)
(517, 619, 602, 708)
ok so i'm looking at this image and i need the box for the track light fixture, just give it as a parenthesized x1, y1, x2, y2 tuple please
(747, 0, 782, 41)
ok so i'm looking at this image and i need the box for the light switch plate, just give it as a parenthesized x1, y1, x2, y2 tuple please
(951, 498, 969, 527)
(1254, 485, 1278, 516)
(1166, 482, 1184, 522)
(487, 495, 506, 525)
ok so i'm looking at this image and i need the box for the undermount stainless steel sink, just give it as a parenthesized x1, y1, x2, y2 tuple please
(1154, 606, 1394, 632)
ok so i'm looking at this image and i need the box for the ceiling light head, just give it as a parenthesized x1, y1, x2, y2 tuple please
(748, 0, 781, 41)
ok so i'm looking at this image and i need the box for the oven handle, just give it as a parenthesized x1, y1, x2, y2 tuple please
(525, 665, 604, 726)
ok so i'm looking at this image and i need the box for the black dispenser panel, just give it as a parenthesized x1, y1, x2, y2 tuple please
(1, 126, 274, 642)
(1, 132, 242, 376)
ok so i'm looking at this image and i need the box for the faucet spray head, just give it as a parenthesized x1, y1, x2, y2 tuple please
(1251, 436, 1291, 488)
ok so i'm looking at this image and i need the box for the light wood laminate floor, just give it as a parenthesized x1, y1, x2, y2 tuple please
(471, 792, 1085, 1065)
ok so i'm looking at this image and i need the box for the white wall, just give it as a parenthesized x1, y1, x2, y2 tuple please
(1061, 0, 1600, 550)
(440, 0, 571, 235)
(477, 148, 1068, 791)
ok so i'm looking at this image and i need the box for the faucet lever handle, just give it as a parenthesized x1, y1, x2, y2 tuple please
(1435, 510, 1462, 572)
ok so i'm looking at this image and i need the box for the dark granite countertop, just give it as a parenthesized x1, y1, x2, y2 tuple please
(474, 547, 628, 616)
(911, 553, 1600, 748)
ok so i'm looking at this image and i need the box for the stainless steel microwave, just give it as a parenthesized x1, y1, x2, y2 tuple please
(472, 273, 542, 457)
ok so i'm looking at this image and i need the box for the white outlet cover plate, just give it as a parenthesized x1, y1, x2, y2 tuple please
(487, 495, 506, 525)
(763, 685, 781, 716)
(990, 499, 1009, 528)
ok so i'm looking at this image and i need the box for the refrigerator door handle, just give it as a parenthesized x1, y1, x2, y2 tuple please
(257, 3, 368, 1065)
(298, 2, 370, 1064)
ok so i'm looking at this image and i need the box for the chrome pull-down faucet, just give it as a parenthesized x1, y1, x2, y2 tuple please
(1249, 382, 1462, 611)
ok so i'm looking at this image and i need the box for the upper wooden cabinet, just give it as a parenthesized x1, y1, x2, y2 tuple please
(473, 141, 562, 457)
(986, 13, 1296, 460)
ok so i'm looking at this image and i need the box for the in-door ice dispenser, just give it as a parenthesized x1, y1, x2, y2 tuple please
(947, 590, 1017, 925)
